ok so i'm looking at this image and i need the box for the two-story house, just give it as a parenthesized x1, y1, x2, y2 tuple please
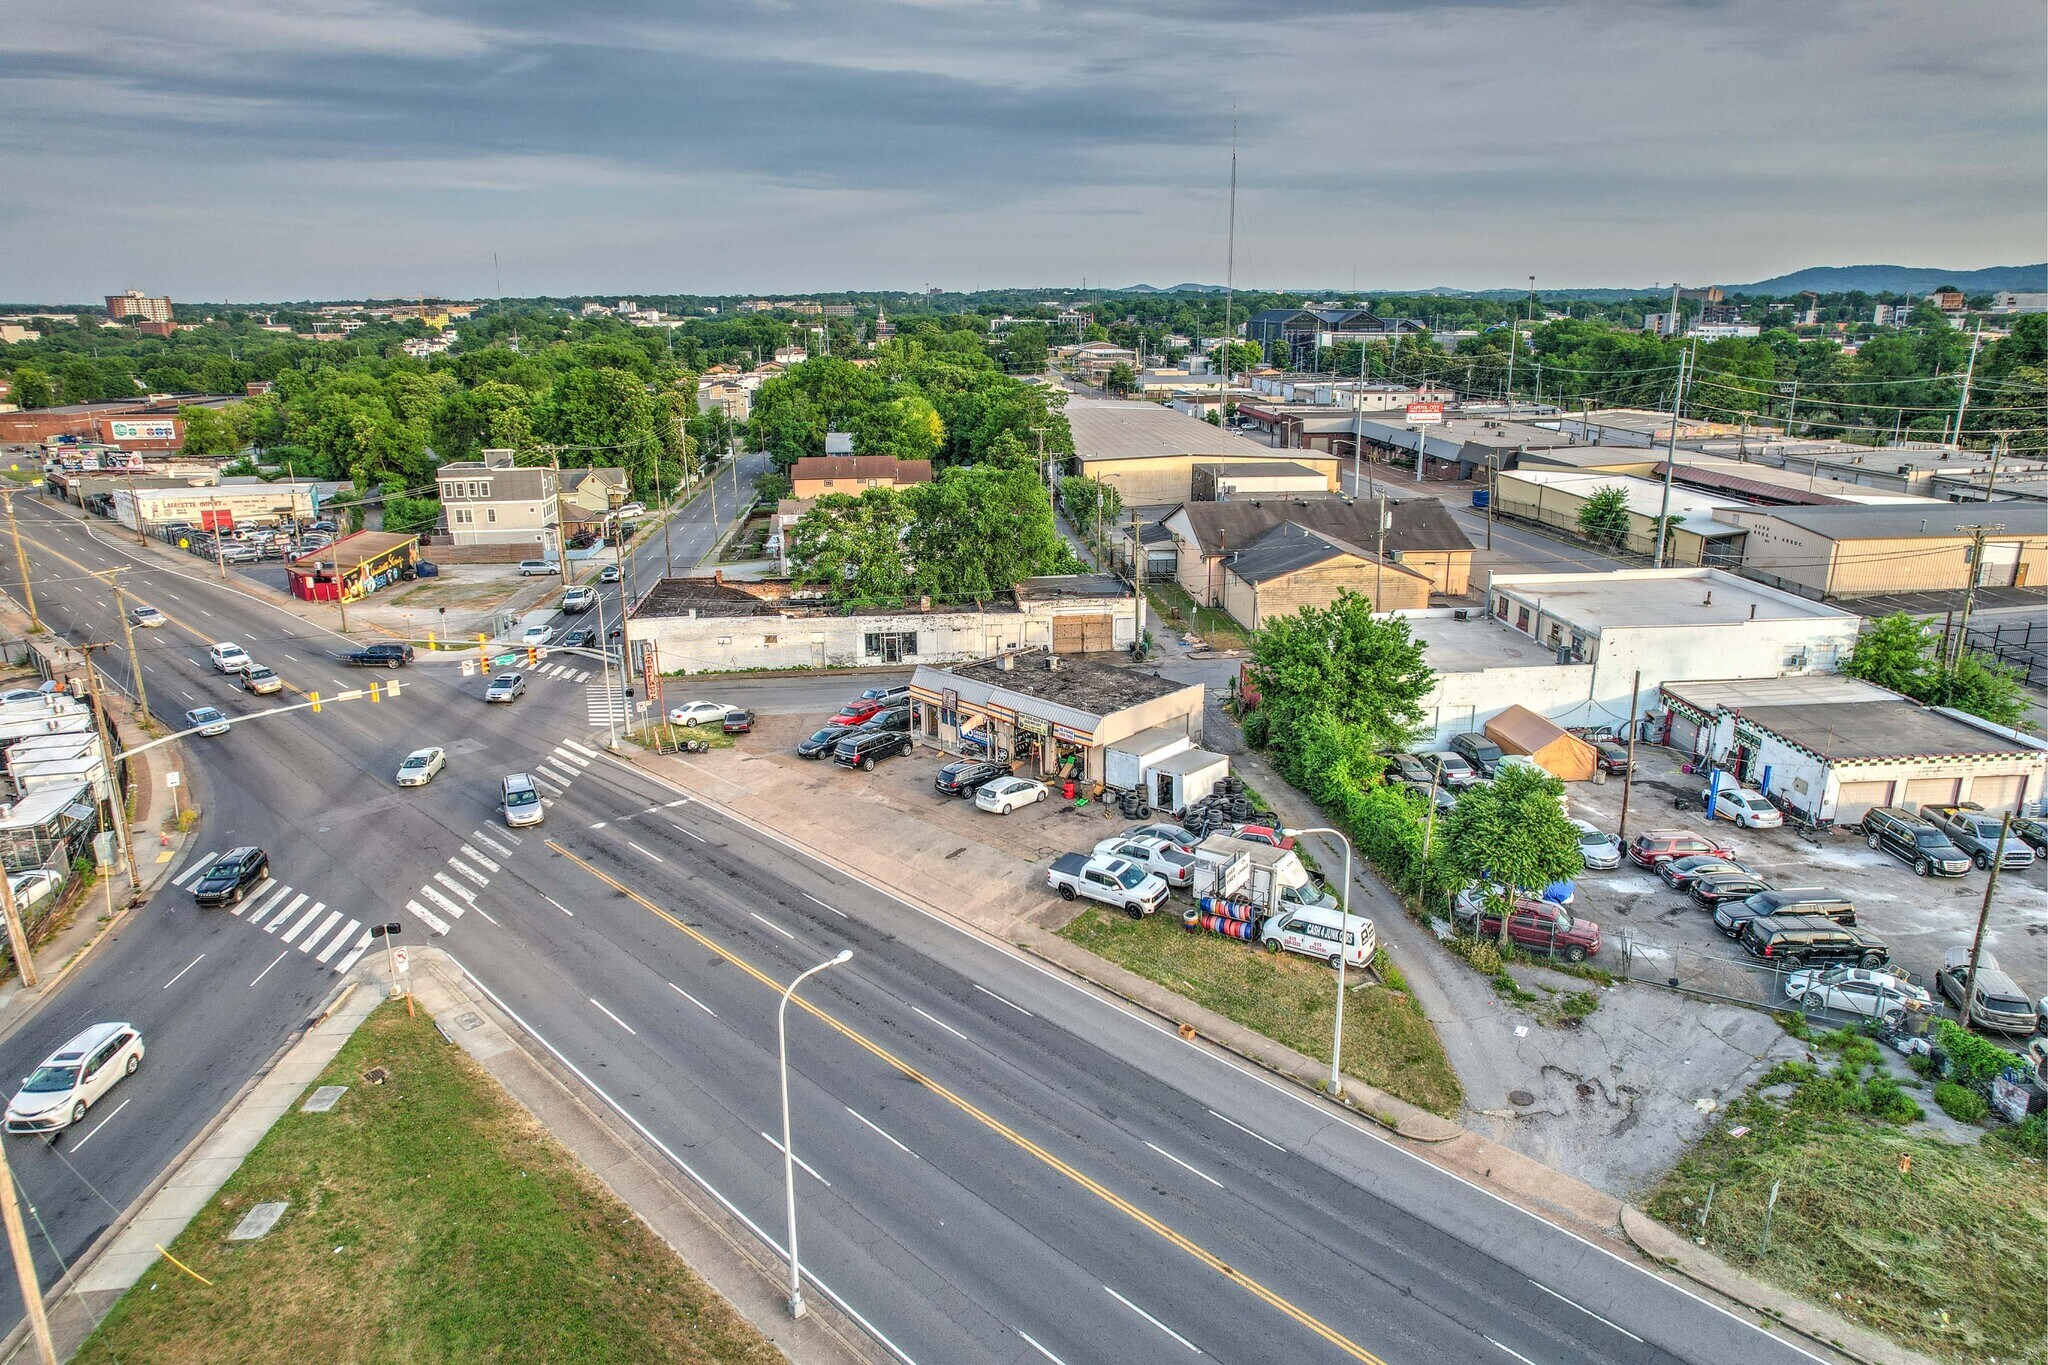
(436, 449, 558, 550)
(788, 456, 933, 500)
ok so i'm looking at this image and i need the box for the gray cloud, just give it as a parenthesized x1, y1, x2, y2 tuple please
(0, 0, 2040, 300)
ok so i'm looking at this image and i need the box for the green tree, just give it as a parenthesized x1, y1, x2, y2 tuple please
(8, 367, 55, 408)
(178, 404, 240, 457)
(431, 381, 536, 462)
(1059, 475, 1121, 541)
(1934, 652, 2028, 728)
(1247, 593, 1434, 759)
(1210, 341, 1261, 375)
(1102, 362, 1138, 396)
(786, 488, 912, 599)
(534, 367, 658, 466)
(1436, 764, 1582, 937)
(379, 483, 443, 536)
(1842, 613, 1936, 696)
(1576, 485, 1632, 547)
(903, 465, 1073, 599)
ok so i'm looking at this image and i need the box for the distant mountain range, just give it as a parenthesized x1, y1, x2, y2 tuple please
(1111, 265, 2046, 300)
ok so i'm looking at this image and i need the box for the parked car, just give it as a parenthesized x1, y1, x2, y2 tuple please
(833, 728, 912, 771)
(796, 726, 844, 760)
(1796, 973, 1927, 1027)
(345, 642, 413, 669)
(850, 704, 911, 734)
(1093, 835, 1197, 888)
(1225, 823, 1295, 851)
(207, 641, 251, 673)
(1126, 822, 1202, 851)
(2011, 813, 2048, 854)
(1921, 804, 2036, 871)
(934, 760, 1008, 796)
(4, 1023, 145, 1136)
(827, 698, 884, 728)
(1451, 888, 1602, 963)
(1785, 963, 1928, 1007)
(1260, 904, 1378, 970)
(192, 846, 269, 907)
(721, 709, 756, 734)
(858, 684, 910, 705)
(1593, 741, 1633, 776)
(1571, 819, 1621, 871)
(184, 705, 231, 736)
(1421, 751, 1481, 790)
(240, 665, 284, 696)
(615, 501, 647, 520)
(1448, 732, 1505, 777)
(1702, 781, 1784, 829)
(128, 605, 166, 629)
(1657, 853, 1747, 889)
(217, 543, 259, 564)
(1688, 870, 1774, 907)
(518, 559, 558, 576)
(396, 746, 446, 787)
(7, 869, 63, 911)
(484, 672, 526, 703)
(1629, 830, 1738, 868)
(1715, 887, 1856, 938)
(1738, 914, 1889, 970)
(1934, 948, 2041, 1034)
(667, 701, 732, 727)
(1383, 752, 1433, 786)
(1860, 806, 1971, 877)
(976, 776, 1049, 815)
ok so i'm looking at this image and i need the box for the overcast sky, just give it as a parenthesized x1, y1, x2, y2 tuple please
(3, 0, 2043, 302)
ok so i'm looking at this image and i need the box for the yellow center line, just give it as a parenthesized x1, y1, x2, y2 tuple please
(548, 838, 1388, 1365)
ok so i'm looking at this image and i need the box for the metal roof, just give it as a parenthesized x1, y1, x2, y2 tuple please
(1733, 701, 2046, 762)
(1744, 502, 2048, 540)
(1222, 525, 1367, 583)
(1066, 398, 1292, 462)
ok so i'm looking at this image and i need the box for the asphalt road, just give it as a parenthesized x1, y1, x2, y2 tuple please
(0, 467, 1835, 1364)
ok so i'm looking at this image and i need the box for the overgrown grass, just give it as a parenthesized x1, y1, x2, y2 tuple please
(1143, 581, 1247, 651)
(1060, 905, 1463, 1117)
(76, 1004, 782, 1365)
(1647, 1029, 2047, 1365)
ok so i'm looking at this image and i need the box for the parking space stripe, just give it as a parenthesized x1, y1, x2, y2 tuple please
(171, 852, 217, 888)
(298, 910, 343, 955)
(405, 899, 451, 936)
(316, 917, 361, 963)
(264, 892, 308, 930)
(279, 902, 325, 944)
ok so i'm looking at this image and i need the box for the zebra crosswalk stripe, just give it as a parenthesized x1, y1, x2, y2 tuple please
(335, 932, 373, 973)
(171, 852, 218, 888)
(405, 899, 451, 936)
(279, 902, 326, 944)
(564, 739, 602, 759)
(459, 844, 500, 873)
(239, 881, 291, 920)
(316, 918, 362, 964)
(420, 883, 469, 921)
(263, 892, 309, 931)
(298, 910, 343, 955)
(553, 748, 591, 768)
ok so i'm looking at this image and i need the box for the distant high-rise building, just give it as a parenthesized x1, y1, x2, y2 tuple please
(106, 290, 173, 323)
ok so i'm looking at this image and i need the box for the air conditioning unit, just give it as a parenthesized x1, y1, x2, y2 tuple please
(1453, 608, 1472, 621)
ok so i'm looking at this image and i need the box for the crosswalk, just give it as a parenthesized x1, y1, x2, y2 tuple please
(170, 856, 373, 975)
(535, 662, 594, 683)
(586, 681, 630, 730)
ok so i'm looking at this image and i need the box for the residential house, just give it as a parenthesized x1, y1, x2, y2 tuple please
(788, 456, 933, 500)
(435, 448, 558, 550)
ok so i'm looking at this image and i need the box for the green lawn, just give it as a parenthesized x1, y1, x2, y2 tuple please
(1060, 905, 1463, 1117)
(76, 1004, 782, 1365)
(1143, 581, 1247, 651)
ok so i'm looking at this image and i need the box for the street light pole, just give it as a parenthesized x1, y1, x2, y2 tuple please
(1289, 827, 1356, 1097)
(778, 948, 852, 1320)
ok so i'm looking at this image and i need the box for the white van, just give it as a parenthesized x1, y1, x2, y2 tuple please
(502, 773, 544, 828)
(1260, 904, 1378, 970)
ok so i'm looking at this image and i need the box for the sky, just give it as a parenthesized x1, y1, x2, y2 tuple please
(2, 0, 2044, 302)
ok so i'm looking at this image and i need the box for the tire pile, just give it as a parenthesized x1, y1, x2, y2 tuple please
(1181, 779, 1277, 836)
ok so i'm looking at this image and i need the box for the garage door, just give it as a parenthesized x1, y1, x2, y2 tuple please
(1052, 614, 1116, 654)
(1902, 777, 1961, 812)
(1966, 772, 2028, 813)
(1833, 779, 1894, 824)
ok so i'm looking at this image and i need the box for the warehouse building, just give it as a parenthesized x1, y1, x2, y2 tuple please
(1066, 397, 1338, 504)
(1718, 502, 2047, 599)
(112, 481, 319, 534)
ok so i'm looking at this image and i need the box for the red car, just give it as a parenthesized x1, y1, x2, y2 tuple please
(1453, 889, 1603, 963)
(827, 699, 883, 727)
(1227, 823, 1296, 851)
(1626, 829, 1737, 868)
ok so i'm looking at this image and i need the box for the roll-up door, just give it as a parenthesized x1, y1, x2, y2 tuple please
(1903, 777, 1961, 811)
(1965, 772, 2027, 813)
(1833, 779, 1894, 824)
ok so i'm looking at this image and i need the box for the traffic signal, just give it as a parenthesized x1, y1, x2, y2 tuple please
(525, 646, 538, 666)
(309, 691, 321, 713)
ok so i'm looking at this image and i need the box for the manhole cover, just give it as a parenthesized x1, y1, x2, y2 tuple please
(455, 1012, 484, 1032)
(301, 1086, 348, 1113)
(1508, 1089, 1536, 1106)
(229, 1202, 289, 1241)
(363, 1066, 390, 1085)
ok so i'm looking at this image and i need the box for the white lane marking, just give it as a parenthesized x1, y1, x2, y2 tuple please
(974, 983, 1033, 1017)
(663, 798, 688, 808)
(542, 893, 573, 917)
(405, 899, 451, 936)
(279, 902, 325, 944)
(446, 857, 490, 888)
(420, 884, 469, 920)
(316, 918, 361, 963)
(263, 892, 308, 930)
(554, 749, 591, 768)
(844, 1106, 917, 1158)
(467, 903, 500, 925)
(178, 690, 194, 701)
(1017, 1330, 1068, 1365)
(588, 821, 608, 830)
(142, 664, 155, 673)
(459, 844, 500, 873)
(1103, 1286, 1201, 1354)
(335, 933, 373, 974)
(1487, 1338, 1537, 1365)
(163, 592, 180, 601)
(911, 1006, 969, 1042)
(171, 852, 217, 888)
(1529, 1280, 1643, 1343)
(565, 739, 601, 759)
(433, 871, 477, 903)
(760, 1131, 830, 1186)
(69, 1098, 131, 1153)
(199, 608, 212, 617)
(671, 823, 706, 843)
(470, 829, 514, 857)
(589, 997, 637, 1035)
(280, 652, 297, 662)
(1145, 1140, 1224, 1189)
(250, 950, 289, 986)
(748, 911, 795, 940)
(1207, 1109, 1286, 1153)
(668, 981, 715, 1016)
(162, 955, 204, 990)
(297, 910, 343, 955)
(626, 840, 665, 864)
(803, 892, 846, 918)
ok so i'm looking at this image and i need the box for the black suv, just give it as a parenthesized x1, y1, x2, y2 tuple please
(1715, 887, 1856, 938)
(193, 847, 269, 907)
(934, 759, 1007, 796)
(1448, 732, 1504, 776)
(1860, 806, 1969, 878)
(1688, 870, 1772, 907)
(345, 643, 413, 669)
(834, 729, 912, 771)
(1739, 914, 1889, 970)
(850, 704, 912, 735)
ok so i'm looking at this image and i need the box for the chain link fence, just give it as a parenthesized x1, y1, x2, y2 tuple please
(1615, 934, 1936, 1034)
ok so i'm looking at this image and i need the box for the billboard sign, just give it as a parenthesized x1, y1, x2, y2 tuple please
(1404, 402, 1445, 425)
(107, 419, 178, 442)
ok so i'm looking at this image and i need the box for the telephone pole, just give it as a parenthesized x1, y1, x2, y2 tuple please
(0, 860, 37, 988)
(78, 644, 142, 891)
(0, 1140, 57, 1365)
(1617, 669, 1643, 839)
(103, 570, 152, 723)
(1960, 813, 2011, 1023)
(1652, 346, 1692, 568)
(2, 491, 38, 630)
(1949, 524, 2003, 670)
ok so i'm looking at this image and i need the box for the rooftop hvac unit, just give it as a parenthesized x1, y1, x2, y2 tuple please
(1453, 608, 1472, 621)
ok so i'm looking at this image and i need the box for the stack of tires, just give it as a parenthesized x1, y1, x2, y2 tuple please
(1182, 898, 1259, 943)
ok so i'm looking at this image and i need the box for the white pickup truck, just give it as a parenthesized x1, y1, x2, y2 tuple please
(1047, 853, 1170, 919)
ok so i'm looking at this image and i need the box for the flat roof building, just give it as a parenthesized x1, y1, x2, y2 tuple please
(1066, 398, 1338, 504)
(1718, 502, 2048, 600)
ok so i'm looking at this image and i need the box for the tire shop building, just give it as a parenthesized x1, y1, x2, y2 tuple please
(909, 648, 1209, 789)
(1658, 674, 2048, 824)
(284, 530, 420, 604)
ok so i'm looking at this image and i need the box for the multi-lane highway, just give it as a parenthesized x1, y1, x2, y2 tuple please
(0, 461, 1835, 1363)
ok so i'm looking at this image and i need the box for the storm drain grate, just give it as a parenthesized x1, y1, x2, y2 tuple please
(363, 1066, 391, 1085)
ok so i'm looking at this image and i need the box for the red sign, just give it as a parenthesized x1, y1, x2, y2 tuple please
(639, 641, 659, 698)
(1404, 401, 1445, 424)
(200, 509, 235, 530)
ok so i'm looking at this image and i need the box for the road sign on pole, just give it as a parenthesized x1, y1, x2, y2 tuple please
(165, 771, 181, 788)
(392, 947, 410, 975)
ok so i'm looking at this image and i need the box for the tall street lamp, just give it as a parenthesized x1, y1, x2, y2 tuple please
(1289, 826, 1356, 1098)
(778, 948, 852, 1320)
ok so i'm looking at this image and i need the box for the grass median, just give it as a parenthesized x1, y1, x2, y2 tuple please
(1060, 904, 1463, 1117)
(76, 1003, 781, 1365)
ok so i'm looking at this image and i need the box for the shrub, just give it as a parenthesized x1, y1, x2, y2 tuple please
(1241, 710, 1269, 747)
(1935, 1081, 1991, 1124)
(1991, 1113, 2046, 1158)
(1933, 1019, 2025, 1089)
(1863, 1073, 1924, 1125)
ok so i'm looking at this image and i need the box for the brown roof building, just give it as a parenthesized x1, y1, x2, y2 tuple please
(790, 457, 934, 499)
(1152, 497, 1473, 604)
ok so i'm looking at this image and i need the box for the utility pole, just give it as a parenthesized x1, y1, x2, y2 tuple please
(1960, 812, 2011, 1025)
(1950, 524, 2003, 669)
(104, 570, 151, 723)
(0, 1140, 57, 1365)
(78, 644, 141, 890)
(1, 492, 38, 630)
(1653, 346, 1691, 569)
(1980, 432, 2008, 503)
(549, 450, 572, 589)
(209, 497, 227, 579)
(1949, 323, 1981, 450)
(1617, 669, 1642, 839)
(1221, 110, 1237, 392)
(0, 861, 37, 988)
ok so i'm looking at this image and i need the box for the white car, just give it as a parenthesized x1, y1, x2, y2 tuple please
(667, 701, 732, 727)
(7, 869, 63, 911)
(185, 706, 231, 736)
(240, 665, 284, 695)
(518, 559, 558, 576)
(5, 1022, 145, 1136)
(1093, 835, 1197, 887)
(521, 624, 554, 648)
(208, 641, 251, 673)
(1785, 964, 1930, 1008)
(1793, 971, 1930, 1025)
(484, 673, 526, 703)
(1571, 819, 1622, 870)
(976, 776, 1049, 815)
(396, 746, 447, 787)
(129, 605, 166, 629)
(1703, 784, 1783, 829)
(615, 502, 647, 520)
